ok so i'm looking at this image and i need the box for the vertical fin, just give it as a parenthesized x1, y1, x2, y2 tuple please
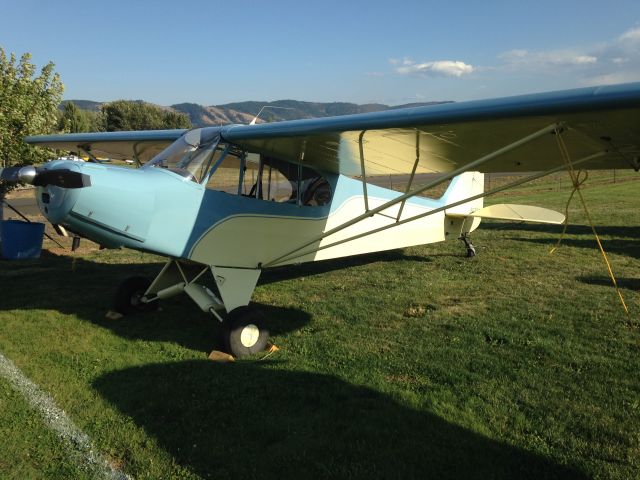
(441, 171, 485, 216)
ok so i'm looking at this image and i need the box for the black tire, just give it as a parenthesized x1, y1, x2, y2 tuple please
(466, 246, 476, 257)
(223, 306, 269, 357)
(114, 276, 158, 315)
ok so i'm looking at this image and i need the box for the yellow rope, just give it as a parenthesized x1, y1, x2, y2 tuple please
(551, 132, 632, 323)
(549, 169, 588, 255)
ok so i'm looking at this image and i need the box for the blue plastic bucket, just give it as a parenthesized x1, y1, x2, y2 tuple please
(1, 220, 45, 260)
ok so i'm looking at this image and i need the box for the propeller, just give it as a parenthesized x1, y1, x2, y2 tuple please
(0, 165, 91, 188)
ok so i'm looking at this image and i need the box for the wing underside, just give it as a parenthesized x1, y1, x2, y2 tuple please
(23, 83, 640, 175)
(221, 83, 640, 176)
(24, 129, 188, 163)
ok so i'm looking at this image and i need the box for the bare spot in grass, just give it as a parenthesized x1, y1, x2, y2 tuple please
(403, 303, 436, 318)
(484, 334, 508, 346)
(441, 296, 487, 317)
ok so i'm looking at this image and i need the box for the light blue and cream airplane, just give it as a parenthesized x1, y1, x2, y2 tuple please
(2, 83, 639, 357)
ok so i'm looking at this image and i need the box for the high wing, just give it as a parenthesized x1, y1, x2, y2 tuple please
(24, 84, 640, 175)
(25, 129, 188, 162)
(220, 83, 640, 176)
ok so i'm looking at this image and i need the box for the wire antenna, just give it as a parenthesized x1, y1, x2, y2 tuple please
(249, 106, 296, 125)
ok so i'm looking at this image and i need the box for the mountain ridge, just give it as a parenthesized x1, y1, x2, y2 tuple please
(61, 99, 452, 127)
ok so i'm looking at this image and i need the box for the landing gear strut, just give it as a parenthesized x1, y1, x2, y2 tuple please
(113, 260, 270, 358)
(459, 233, 476, 257)
(114, 276, 159, 314)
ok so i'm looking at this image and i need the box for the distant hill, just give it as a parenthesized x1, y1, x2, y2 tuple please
(60, 99, 103, 112)
(62, 99, 452, 127)
(170, 103, 258, 126)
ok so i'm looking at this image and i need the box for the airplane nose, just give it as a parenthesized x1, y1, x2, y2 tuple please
(1, 161, 90, 188)
(35, 161, 85, 224)
(18, 165, 37, 183)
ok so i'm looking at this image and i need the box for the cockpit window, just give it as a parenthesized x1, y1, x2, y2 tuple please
(145, 128, 220, 182)
(204, 148, 332, 206)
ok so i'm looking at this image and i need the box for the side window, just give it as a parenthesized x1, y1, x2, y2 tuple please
(262, 163, 293, 202)
(204, 149, 332, 206)
(262, 157, 332, 206)
(204, 149, 243, 194)
(239, 154, 261, 196)
(300, 176, 332, 206)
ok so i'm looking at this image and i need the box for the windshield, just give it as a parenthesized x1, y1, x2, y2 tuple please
(145, 128, 220, 182)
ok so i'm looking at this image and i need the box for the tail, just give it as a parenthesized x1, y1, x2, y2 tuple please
(441, 172, 485, 236)
(441, 171, 565, 239)
(441, 171, 485, 215)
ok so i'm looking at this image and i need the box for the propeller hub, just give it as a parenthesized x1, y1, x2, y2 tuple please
(18, 165, 37, 184)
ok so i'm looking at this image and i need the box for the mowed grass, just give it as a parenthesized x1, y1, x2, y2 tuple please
(0, 171, 638, 479)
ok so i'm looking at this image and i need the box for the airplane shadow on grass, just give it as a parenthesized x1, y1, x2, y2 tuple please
(2, 251, 589, 478)
(577, 275, 640, 291)
(0, 249, 431, 353)
(93, 360, 588, 480)
(481, 222, 640, 259)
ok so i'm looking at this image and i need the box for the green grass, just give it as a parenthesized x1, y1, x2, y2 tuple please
(0, 172, 638, 479)
(0, 377, 91, 479)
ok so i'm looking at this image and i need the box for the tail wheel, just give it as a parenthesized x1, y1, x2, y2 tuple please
(114, 276, 158, 314)
(459, 234, 476, 258)
(223, 306, 269, 358)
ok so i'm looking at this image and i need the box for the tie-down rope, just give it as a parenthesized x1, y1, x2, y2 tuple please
(550, 131, 632, 323)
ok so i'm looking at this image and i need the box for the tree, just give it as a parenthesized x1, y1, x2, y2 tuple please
(58, 101, 97, 133)
(99, 100, 191, 131)
(0, 48, 64, 226)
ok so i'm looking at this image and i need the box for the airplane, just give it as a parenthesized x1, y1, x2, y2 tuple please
(1, 82, 639, 358)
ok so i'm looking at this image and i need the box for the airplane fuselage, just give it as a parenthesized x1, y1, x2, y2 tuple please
(36, 160, 478, 268)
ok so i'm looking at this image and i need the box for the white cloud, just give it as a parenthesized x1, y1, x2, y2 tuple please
(496, 26, 640, 87)
(396, 60, 474, 77)
(500, 49, 597, 68)
(500, 49, 528, 60)
(619, 27, 640, 42)
(568, 55, 598, 65)
(612, 57, 629, 64)
(389, 26, 640, 88)
(582, 72, 640, 86)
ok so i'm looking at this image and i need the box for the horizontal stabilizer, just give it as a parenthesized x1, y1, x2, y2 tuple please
(466, 204, 565, 224)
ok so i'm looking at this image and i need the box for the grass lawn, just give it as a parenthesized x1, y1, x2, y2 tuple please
(0, 171, 638, 479)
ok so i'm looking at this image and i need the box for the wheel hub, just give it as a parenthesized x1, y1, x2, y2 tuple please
(240, 324, 260, 348)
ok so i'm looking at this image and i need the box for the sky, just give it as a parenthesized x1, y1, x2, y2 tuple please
(1, 0, 640, 106)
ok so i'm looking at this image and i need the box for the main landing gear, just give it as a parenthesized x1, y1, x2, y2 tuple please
(114, 276, 159, 314)
(112, 260, 269, 358)
(459, 233, 476, 257)
(224, 306, 269, 357)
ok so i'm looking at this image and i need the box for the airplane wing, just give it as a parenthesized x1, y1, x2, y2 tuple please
(220, 83, 640, 176)
(24, 129, 188, 162)
(24, 84, 640, 175)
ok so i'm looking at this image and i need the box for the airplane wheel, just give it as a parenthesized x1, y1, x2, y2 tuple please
(114, 276, 158, 314)
(224, 306, 269, 358)
(466, 245, 476, 257)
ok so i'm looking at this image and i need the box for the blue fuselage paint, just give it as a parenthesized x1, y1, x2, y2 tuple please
(35, 160, 441, 263)
(38, 161, 202, 254)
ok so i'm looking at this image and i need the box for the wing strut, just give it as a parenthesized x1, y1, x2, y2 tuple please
(78, 146, 100, 163)
(262, 122, 563, 267)
(133, 143, 143, 167)
(396, 130, 421, 222)
(269, 150, 607, 265)
(358, 130, 370, 212)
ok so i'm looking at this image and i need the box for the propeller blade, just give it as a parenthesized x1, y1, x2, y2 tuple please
(1, 165, 91, 188)
(0, 166, 22, 183)
(32, 169, 91, 189)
